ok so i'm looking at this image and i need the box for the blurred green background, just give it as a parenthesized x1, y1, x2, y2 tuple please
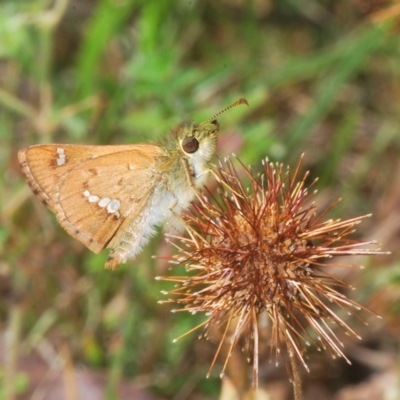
(1, 0, 399, 399)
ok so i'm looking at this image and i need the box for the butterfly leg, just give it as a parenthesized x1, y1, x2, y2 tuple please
(198, 164, 244, 199)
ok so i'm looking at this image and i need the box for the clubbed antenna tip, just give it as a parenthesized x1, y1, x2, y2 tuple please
(200, 98, 249, 125)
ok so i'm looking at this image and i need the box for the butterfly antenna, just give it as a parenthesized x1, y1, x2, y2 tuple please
(199, 98, 248, 125)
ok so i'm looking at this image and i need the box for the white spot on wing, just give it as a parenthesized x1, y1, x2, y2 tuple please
(56, 147, 67, 166)
(98, 197, 111, 207)
(107, 199, 120, 213)
(83, 190, 120, 214)
(88, 195, 99, 203)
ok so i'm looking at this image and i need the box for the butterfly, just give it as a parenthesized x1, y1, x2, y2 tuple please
(18, 99, 248, 269)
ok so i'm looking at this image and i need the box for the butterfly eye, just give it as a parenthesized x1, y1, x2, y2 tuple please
(182, 137, 199, 154)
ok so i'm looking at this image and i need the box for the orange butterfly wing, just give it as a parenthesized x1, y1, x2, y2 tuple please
(18, 144, 165, 253)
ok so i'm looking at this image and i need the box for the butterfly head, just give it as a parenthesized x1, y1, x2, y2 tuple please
(176, 119, 219, 163)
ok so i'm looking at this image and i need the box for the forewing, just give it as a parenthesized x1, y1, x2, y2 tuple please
(18, 144, 165, 252)
(18, 144, 160, 212)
